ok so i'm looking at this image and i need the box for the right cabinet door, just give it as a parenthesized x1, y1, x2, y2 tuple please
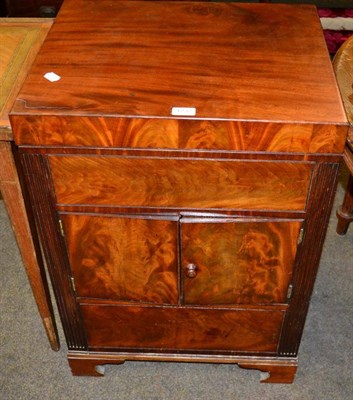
(181, 218, 303, 306)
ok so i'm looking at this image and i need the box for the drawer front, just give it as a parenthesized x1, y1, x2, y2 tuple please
(81, 304, 284, 353)
(13, 116, 347, 154)
(61, 213, 179, 304)
(49, 156, 313, 211)
(181, 218, 302, 306)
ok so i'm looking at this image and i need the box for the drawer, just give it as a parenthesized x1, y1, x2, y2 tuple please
(60, 213, 179, 304)
(49, 155, 313, 211)
(81, 304, 285, 353)
(13, 116, 347, 154)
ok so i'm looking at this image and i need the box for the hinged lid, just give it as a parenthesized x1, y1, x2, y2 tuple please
(10, 1, 347, 125)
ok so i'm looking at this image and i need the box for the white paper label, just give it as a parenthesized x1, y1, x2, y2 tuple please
(171, 107, 196, 116)
(43, 72, 61, 82)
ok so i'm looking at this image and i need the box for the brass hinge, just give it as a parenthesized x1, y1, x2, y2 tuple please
(70, 276, 76, 293)
(287, 283, 294, 300)
(58, 219, 65, 237)
(297, 227, 304, 245)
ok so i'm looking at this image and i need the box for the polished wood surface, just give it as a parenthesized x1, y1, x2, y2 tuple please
(49, 156, 313, 211)
(68, 352, 297, 383)
(10, 1, 346, 126)
(0, 18, 52, 138)
(239, 359, 297, 384)
(10, 0, 348, 382)
(333, 36, 353, 234)
(81, 304, 284, 352)
(21, 153, 87, 350)
(61, 213, 179, 304)
(278, 162, 340, 356)
(11, 115, 347, 154)
(0, 18, 59, 350)
(181, 219, 302, 305)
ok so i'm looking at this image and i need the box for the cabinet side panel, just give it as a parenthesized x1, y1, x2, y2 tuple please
(279, 162, 340, 356)
(20, 153, 87, 350)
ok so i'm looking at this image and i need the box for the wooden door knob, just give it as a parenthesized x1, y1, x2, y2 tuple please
(185, 263, 197, 278)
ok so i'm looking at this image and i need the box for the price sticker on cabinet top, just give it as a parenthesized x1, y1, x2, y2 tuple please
(171, 107, 197, 116)
(43, 72, 61, 82)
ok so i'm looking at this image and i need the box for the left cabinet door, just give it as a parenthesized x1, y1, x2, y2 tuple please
(60, 213, 179, 305)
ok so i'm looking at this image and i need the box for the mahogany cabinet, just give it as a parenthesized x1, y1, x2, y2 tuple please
(10, 0, 348, 383)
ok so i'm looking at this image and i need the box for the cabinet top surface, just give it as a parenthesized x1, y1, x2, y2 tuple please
(10, 0, 346, 124)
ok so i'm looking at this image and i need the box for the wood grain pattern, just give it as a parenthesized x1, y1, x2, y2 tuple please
(81, 304, 284, 353)
(8, 1, 347, 380)
(49, 156, 313, 211)
(10, 1, 346, 126)
(11, 115, 348, 153)
(0, 18, 52, 137)
(181, 219, 302, 305)
(61, 213, 179, 304)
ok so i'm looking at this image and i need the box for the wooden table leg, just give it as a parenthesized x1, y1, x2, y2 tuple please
(0, 141, 59, 351)
(336, 174, 353, 235)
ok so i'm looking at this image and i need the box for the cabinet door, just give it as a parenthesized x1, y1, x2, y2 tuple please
(181, 218, 302, 306)
(60, 213, 179, 305)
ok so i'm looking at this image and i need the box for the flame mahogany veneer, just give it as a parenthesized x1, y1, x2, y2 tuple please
(10, 0, 348, 383)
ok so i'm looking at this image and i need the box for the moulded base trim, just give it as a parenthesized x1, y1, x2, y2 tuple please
(67, 351, 298, 383)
